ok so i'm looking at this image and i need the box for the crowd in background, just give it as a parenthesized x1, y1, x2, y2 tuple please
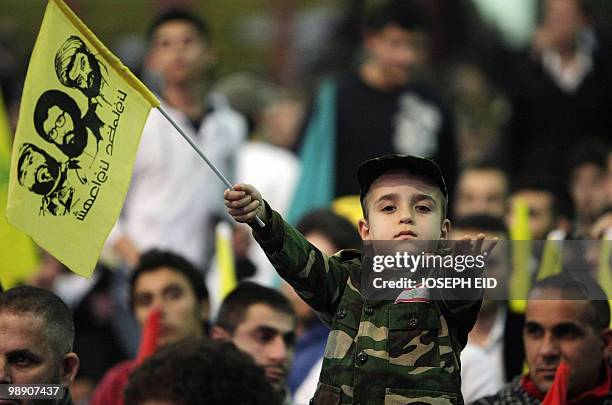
(1, 0, 612, 404)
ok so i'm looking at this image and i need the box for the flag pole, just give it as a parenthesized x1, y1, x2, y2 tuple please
(157, 106, 266, 228)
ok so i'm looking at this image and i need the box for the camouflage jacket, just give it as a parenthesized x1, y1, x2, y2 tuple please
(472, 375, 612, 405)
(254, 205, 481, 405)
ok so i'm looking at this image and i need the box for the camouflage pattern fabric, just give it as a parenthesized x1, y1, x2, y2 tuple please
(472, 375, 612, 405)
(254, 204, 481, 405)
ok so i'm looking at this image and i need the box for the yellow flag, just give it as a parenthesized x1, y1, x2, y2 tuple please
(216, 222, 237, 300)
(0, 89, 39, 287)
(7, 0, 159, 277)
(508, 198, 532, 313)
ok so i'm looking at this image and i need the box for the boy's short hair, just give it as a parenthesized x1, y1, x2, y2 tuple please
(358, 154, 448, 219)
(148, 8, 211, 43)
(364, 0, 431, 34)
(129, 249, 209, 311)
(216, 282, 295, 335)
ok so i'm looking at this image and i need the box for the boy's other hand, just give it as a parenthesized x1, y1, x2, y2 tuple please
(224, 183, 267, 225)
(453, 233, 498, 261)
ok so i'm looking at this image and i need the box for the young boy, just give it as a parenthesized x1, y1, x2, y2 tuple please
(225, 154, 491, 404)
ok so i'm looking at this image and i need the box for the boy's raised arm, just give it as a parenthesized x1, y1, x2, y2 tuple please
(224, 184, 355, 323)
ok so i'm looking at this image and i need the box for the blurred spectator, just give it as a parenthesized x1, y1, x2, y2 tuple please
(453, 162, 509, 220)
(590, 206, 612, 241)
(55, 263, 129, 403)
(24, 252, 128, 402)
(212, 281, 296, 404)
(288, 0, 457, 224)
(0, 22, 22, 126)
(105, 8, 247, 270)
(0, 286, 80, 405)
(125, 338, 278, 405)
(474, 274, 612, 404)
(212, 73, 302, 287)
(569, 146, 609, 238)
(448, 64, 510, 165)
(505, 0, 612, 190)
(451, 215, 525, 402)
(285, 209, 360, 404)
(606, 148, 612, 205)
(92, 250, 209, 405)
(508, 178, 572, 240)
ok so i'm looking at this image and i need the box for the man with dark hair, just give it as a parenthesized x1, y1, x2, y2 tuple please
(16, 143, 75, 216)
(474, 273, 612, 404)
(212, 282, 296, 403)
(106, 7, 246, 269)
(92, 249, 209, 405)
(125, 338, 278, 405)
(508, 178, 572, 240)
(55, 36, 106, 101)
(33, 89, 100, 161)
(146, 8, 211, 43)
(288, 0, 457, 223)
(454, 163, 509, 220)
(569, 146, 609, 238)
(0, 286, 80, 405)
(295, 208, 362, 255)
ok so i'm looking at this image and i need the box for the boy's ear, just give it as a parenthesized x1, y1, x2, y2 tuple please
(440, 219, 451, 240)
(358, 218, 370, 240)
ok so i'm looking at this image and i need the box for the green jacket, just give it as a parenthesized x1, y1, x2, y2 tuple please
(254, 204, 481, 405)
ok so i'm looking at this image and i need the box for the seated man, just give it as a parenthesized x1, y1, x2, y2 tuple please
(212, 282, 296, 404)
(125, 338, 277, 405)
(474, 273, 612, 404)
(92, 250, 209, 405)
(0, 286, 80, 405)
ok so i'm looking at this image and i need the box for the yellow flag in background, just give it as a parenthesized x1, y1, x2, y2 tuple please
(508, 198, 532, 313)
(216, 222, 237, 300)
(7, 0, 159, 277)
(0, 89, 39, 287)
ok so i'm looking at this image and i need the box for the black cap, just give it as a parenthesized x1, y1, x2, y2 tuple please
(358, 154, 448, 203)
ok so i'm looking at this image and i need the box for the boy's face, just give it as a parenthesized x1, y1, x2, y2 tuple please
(358, 170, 449, 242)
(148, 20, 213, 86)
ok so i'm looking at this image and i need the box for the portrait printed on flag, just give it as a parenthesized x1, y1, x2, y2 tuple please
(7, 0, 158, 276)
(15, 35, 120, 218)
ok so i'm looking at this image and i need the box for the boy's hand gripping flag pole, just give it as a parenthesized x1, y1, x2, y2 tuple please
(157, 106, 265, 228)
